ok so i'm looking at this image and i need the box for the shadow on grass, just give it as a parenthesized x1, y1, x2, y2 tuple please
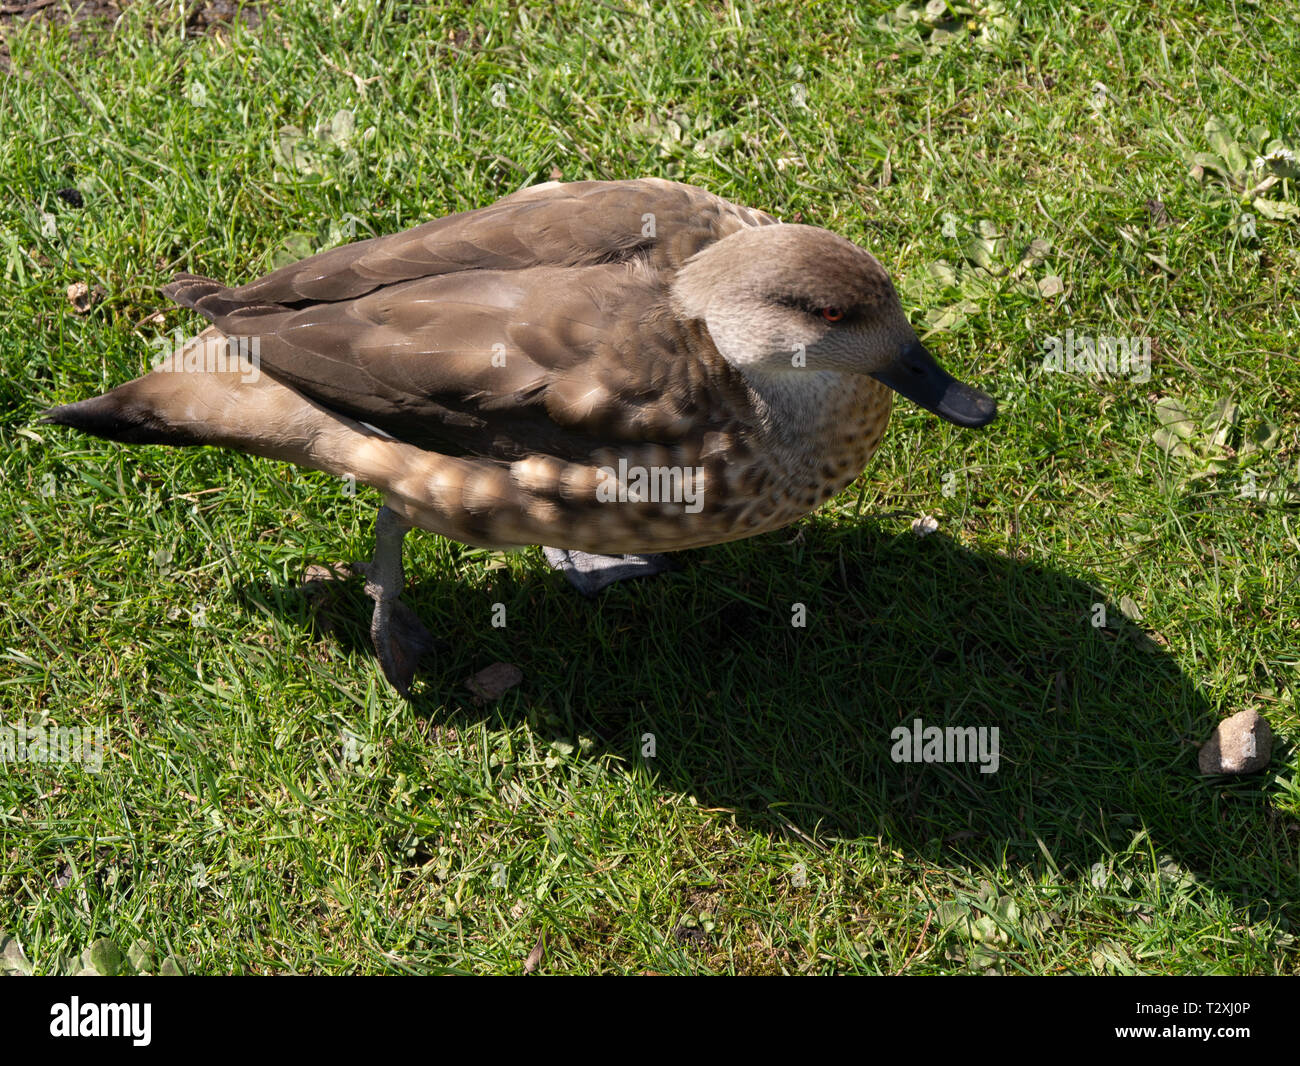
(277, 514, 1299, 923)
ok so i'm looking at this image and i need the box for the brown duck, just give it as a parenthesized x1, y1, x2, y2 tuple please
(42, 178, 996, 694)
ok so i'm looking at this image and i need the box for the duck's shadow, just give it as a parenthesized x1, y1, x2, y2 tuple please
(277, 517, 1298, 917)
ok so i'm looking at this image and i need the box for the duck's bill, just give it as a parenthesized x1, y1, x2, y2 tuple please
(870, 342, 997, 428)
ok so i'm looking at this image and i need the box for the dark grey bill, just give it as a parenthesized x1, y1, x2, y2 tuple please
(870, 341, 997, 428)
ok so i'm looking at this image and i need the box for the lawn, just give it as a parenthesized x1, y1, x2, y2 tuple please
(1, 0, 1297, 975)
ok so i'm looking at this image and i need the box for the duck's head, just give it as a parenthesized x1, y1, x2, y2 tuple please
(672, 224, 996, 428)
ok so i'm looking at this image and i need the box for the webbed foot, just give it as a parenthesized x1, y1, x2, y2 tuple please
(541, 547, 675, 597)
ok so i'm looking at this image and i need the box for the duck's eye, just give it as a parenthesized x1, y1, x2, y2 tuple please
(821, 307, 844, 322)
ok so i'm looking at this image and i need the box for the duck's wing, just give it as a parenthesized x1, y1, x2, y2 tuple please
(173, 178, 775, 310)
(162, 180, 771, 462)
(172, 262, 740, 462)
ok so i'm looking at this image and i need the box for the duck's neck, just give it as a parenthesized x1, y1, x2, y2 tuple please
(736, 366, 890, 470)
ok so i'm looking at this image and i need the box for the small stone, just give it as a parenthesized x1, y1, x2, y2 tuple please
(302, 562, 350, 587)
(465, 662, 523, 704)
(911, 514, 939, 537)
(1198, 709, 1272, 775)
(66, 281, 92, 313)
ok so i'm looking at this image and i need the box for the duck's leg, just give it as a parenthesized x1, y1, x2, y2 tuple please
(541, 547, 675, 597)
(352, 505, 434, 696)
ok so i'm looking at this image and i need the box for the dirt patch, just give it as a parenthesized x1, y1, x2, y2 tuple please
(0, 0, 119, 26)
(0, 0, 262, 28)
(0, 1, 264, 71)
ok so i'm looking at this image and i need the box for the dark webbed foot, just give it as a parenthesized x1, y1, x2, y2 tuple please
(542, 547, 675, 596)
(353, 505, 433, 696)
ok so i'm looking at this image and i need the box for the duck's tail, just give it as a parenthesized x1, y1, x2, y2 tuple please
(36, 327, 512, 535)
(38, 326, 260, 448)
(38, 323, 390, 467)
(40, 269, 289, 447)
(39, 381, 180, 445)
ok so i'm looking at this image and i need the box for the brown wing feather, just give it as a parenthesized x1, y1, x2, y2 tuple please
(161, 179, 770, 462)
(192, 264, 742, 462)
(183, 178, 773, 309)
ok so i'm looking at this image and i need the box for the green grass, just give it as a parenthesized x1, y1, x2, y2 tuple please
(1, 0, 1297, 974)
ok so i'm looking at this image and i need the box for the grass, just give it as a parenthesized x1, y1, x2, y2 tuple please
(0, 0, 1297, 974)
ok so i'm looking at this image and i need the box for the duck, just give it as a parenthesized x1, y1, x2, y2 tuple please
(40, 178, 997, 695)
